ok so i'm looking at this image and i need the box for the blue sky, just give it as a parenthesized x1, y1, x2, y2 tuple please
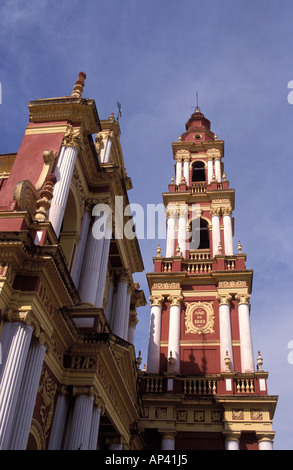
(1, 0, 293, 450)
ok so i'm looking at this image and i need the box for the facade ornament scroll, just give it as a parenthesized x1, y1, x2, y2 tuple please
(4, 307, 40, 337)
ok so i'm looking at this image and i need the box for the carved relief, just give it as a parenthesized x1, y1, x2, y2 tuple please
(232, 409, 244, 420)
(194, 411, 205, 422)
(185, 301, 215, 335)
(38, 368, 58, 441)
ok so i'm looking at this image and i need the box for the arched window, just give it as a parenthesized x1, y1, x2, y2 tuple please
(190, 218, 210, 250)
(192, 161, 206, 183)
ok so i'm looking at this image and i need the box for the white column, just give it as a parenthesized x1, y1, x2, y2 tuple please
(0, 321, 16, 376)
(65, 390, 94, 450)
(161, 434, 175, 450)
(78, 218, 104, 305)
(218, 295, 234, 372)
(214, 156, 222, 182)
(88, 405, 102, 450)
(183, 158, 190, 185)
(0, 320, 33, 449)
(236, 294, 254, 373)
(225, 434, 240, 450)
(49, 145, 78, 238)
(111, 271, 129, 338)
(9, 339, 46, 449)
(223, 208, 234, 255)
(103, 137, 112, 163)
(167, 295, 183, 374)
(95, 235, 111, 308)
(178, 205, 188, 258)
(47, 391, 69, 450)
(258, 436, 274, 450)
(71, 210, 91, 287)
(147, 295, 164, 373)
(104, 279, 114, 324)
(207, 157, 214, 184)
(211, 209, 221, 257)
(123, 289, 132, 340)
(175, 158, 182, 185)
(166, 206, 177, 257)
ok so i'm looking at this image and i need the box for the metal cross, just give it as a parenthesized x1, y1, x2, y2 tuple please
(116, 102, 122, 121)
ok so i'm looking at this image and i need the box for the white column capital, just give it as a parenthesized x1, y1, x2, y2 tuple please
(167, 294, 183, 307)
(217, 294, 232, 306)
(149, 295, 164, 307)
(236, 293, 251, 306)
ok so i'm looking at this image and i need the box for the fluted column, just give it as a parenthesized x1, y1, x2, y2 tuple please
(71, 208, 91, 287)
(49, 129, 81, 237)
(214, 156, 222, 182)
(0, 321, 16, 376)
(178, 205, 188, 258)
(211, 208, 221, 257)
(9, 337, 47, 449)
(88, 397, 104, 450)
(223, 207, 233, 255)
(218, 294, 233, 372)
(0, 315, 34, 449)
(47, 388, 69, 450)
(78, 208, 109, 305)
(166, 205, 177, 257)
(236, 294, 254, 373)
(167, 294, 183, 374)
(147, 295, 164, 373)
(111, 270, 129, 339)
(65, 387, 94, 450)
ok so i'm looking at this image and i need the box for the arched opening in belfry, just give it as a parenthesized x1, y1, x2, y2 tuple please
(192, 161, 206, 183)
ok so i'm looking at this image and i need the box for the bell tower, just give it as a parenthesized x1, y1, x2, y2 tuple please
(139, 107, 278, 451)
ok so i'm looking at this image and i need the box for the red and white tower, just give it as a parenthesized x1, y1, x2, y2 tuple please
(139, 107, 278, 450)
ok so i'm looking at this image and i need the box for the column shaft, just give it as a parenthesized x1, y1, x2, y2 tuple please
(71, 211, 90, 287)
(219, 298, 234, 372)
(183, 160, 190, 185)
(88, 407, 101, 450)
(212, 213, 221, 257)
(214, 158, 221, 182)
(166, 215, 176, 257)
(167, 296, 182, 374)
(111, 278, 128, 338)
(47, 393, 69, 450)
(176, 160, 182, 185)
(49, 146, 78, 237)
(147, 297, 163, 373)
(9, 341, 46, 449)
(66, 394, 94, 450)
(223, 213, 233, 255)
(237, 296, 254, 373)
(0, 322, 33, 449)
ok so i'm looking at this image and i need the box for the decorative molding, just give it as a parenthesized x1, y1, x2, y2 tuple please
(185, 301, 215, 335)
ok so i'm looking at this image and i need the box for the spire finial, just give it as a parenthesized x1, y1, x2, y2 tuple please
(195, 91, 200, 112)
(71, 72, 86, 98)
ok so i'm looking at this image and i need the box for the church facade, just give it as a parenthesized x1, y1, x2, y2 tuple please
(0, 74, 277, 450)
